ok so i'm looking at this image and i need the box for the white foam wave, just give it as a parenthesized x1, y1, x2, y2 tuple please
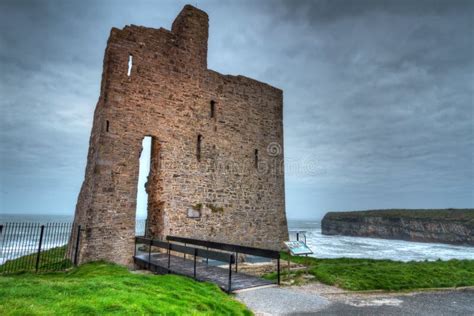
(290, 222, 474, 261)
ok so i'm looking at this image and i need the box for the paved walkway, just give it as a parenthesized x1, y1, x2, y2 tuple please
(236, 286, 474, 315)
(236, 287, 330, 315)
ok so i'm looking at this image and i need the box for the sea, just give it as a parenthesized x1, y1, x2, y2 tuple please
(289, 219, 474, 262)
(1, 214, 473, 264)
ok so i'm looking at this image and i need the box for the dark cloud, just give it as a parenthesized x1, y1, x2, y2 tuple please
(0, 0, 472, 218)
(275, 0, 473, 22)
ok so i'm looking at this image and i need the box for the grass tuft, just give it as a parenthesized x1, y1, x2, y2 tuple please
(265, 252, 474, 291)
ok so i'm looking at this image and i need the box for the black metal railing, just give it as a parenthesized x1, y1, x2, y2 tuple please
(0, 219, 153, 274)
(166, 235, 281, 285)
(134, 236, 236, 292)
(0, 222, 79, 274)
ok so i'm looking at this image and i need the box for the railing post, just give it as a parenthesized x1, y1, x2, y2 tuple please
(35, 225, 45, 272)
(73, 225, 81, 266)
(277, 257, 281, 285)
(206, 247, 209, 265)
(133, 236, 137, 257)
(228, 254, 233, 293)
(148, 239, 152, 269)
(235, 252, 238, 272)
(167, 243, 171, 273)
(193, 249, 197, 279)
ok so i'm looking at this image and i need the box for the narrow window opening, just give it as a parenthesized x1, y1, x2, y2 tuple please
(254, 149, 259, 169)
(210, 100, 215, 118)
(127, 54, 133, 77)
(106, 120, 109, 132)
(197, 134, 202, 161)
(136, 136, 152, 236)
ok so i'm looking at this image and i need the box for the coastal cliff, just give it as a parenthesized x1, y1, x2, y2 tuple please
(321, 209, 474, 246)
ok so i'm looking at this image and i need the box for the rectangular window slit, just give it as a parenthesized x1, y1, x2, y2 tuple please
(197, 135, 202, 162)
(106, 120, 109, 132)
(127, 54, 133, 77)
(254, 149, 259, 169)
(210, 100, 215, 118)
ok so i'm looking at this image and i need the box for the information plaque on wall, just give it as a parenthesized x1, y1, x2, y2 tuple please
(284, 241, 313, 256)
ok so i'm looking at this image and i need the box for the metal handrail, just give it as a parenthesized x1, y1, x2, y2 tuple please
(134, 236, 236, 292)
(166, 235, 281, 285)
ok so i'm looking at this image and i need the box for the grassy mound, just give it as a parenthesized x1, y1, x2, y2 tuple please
(0, 262, 251, 315)
(265, 253, 474, 291)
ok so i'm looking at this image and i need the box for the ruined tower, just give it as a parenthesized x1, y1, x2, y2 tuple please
(71, 5, 288, 266)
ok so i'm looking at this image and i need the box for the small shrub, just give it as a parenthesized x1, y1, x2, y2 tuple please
(207, 204, 224, 213)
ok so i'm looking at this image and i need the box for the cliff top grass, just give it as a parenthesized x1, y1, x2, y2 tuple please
(0, 262, 251, 315)
(264, 253, 474, 291)
(324, 209, 474, 225)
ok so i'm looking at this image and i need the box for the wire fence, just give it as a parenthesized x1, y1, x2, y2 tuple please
(0, 219, 148, 275)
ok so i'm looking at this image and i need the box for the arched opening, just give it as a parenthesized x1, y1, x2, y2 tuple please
(136, 136, 152, 236)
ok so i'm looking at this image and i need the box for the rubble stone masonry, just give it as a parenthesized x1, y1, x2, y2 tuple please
(70, 5, 288, 266)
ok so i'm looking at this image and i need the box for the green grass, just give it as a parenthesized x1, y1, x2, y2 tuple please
(0, 261, 251, 315)
(265, 253, 474, 291)
(0, 246, 72, 274)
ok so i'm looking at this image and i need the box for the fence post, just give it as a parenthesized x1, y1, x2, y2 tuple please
(73, 225, 82, 266)
(35, 225, 45, 272)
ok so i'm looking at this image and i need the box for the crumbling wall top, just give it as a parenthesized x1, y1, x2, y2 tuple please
(171, 4, 209, 69)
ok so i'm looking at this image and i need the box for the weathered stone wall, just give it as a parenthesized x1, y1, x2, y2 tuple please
(71, 5, 288, 266)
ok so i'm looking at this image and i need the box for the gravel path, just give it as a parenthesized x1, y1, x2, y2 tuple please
(312, 289, 474, 316)
(235, 287, 330, 315)
(236, 286, 474, 316)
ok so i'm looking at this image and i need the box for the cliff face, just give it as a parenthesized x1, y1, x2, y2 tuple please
(321, 209, 474, 246)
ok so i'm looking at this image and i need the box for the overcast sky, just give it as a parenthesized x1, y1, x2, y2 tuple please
(0, 0, 473, 219)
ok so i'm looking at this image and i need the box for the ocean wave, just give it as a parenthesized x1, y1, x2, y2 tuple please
(289, 220, 474, 261)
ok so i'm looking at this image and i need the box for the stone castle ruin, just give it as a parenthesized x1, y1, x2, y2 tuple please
(71, 5, 288, 266)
